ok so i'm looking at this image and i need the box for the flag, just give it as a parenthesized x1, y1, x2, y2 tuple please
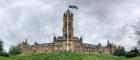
(69, 5, 78, 9)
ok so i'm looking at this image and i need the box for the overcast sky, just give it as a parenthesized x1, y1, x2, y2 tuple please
(0, 0, 140, 52)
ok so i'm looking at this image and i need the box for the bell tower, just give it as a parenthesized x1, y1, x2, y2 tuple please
(62, 9, 74, 51)
(63, 9, 74, 40)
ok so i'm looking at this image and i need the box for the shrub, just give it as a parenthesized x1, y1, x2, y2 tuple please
(125, 52, 137, 58)
(0, 52, 9, 57)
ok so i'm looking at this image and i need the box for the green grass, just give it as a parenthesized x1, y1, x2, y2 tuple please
(125, 55, 140, 60)
(0, 52, 139, 60)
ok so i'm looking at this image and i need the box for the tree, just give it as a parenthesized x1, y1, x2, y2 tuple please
(0, 40, 9, 57)
(130, 19, 140, 48)
(9, 45, 21, 55)
(125, 47, 139, 58)
(130, 47, 139, 54)
(0, 40, 3, 52)
(113, 46, 125, 56)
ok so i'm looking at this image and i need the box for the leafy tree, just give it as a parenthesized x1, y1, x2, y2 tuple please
(0, 40, 9, 57)
(125, 47, 139, 58)
(9, 45, 21, 55)
(0, 40, 3, 52)
(130, 47, 138, 54)
(113, 46, 125, 56)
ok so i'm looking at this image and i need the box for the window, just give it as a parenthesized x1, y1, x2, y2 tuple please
(65, 43, 70, 46)
(65, 34, 67, 38)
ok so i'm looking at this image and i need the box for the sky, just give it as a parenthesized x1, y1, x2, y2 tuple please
(0, 0, 140, 52)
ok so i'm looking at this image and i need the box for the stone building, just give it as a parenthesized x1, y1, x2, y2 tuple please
(19, 9, 116, 55)
(19, 39, 31, 53)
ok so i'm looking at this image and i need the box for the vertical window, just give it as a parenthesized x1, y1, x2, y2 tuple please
(65, 34, 67, 38)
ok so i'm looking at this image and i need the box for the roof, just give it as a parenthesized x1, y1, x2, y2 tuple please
(74, 37, 80, 40)
(82, 43, 105, 48)
(56, 37, 63, 40)
(55, 36, 81, 41)
(32, 43, 54, 47)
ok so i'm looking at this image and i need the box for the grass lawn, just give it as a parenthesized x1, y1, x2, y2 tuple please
(125, 56, 140, 60)
(0, 52, 139, 60)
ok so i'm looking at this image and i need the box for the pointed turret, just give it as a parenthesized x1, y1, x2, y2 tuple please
(53, 35, 56, 42)
(64, 9, 73, 15)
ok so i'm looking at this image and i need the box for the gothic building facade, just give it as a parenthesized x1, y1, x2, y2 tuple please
(19, 9, 116, 55)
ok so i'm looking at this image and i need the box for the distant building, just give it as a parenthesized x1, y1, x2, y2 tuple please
(19, 39, 31, 53)
(19, 9, 116, 55)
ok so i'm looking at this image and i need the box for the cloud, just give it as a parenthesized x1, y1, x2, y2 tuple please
(0, 0, 140, 52)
